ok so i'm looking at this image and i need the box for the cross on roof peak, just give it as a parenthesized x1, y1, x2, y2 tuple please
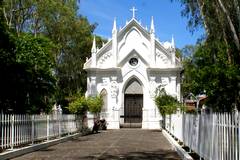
(130, 6, 137, 19)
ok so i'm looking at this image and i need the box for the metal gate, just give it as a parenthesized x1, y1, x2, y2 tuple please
(123, 94, 143, 127)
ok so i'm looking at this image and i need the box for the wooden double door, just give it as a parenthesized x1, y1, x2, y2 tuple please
(124, 94, 143, 124)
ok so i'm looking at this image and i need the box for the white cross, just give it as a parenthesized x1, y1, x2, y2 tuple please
(130, 6, 137, 18)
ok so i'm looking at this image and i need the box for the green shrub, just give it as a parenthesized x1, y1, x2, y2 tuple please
(68, 95, 88, 115)
(154, 88, 183, 116)
(87, 96, 103, 114)
(68, 95, 103, 115)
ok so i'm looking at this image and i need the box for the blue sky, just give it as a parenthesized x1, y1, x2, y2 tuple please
(79, 0, 205, 49)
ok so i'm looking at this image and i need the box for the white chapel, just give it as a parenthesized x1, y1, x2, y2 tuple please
(84, 8, 182, 129)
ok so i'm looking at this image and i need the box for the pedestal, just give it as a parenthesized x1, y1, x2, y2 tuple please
(107, 109, 120, 129)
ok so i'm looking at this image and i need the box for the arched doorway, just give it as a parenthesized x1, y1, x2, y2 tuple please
(123, 78, 143, 128)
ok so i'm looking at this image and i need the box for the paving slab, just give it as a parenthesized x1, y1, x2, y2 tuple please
(12, 129, 181, 160)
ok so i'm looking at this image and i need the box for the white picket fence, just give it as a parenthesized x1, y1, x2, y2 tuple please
(0, 114, 82, 151)
(165, 112, 240, 160)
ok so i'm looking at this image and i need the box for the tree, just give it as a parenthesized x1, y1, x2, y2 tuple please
(68, 95, 103, 116)
(0, 0, 17, 112)
(175, 0, 240, 63)
(87, 96, 103, 114)
(1, 1, 57, 113)
(174, 0, 240, 111)
(55, 19, 96, 98)
(14, 34, 57, 113)
(154, 88, 181, 116)
(181, 45, 196, 58)
(2, 0, 96, 95)
(68, 94, 88, 115)
(154, 87, 185, 128)
(182, 41, 240, 111)
(2, 0, 107, 112)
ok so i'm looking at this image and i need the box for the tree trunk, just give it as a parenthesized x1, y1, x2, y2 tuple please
(223, 29, 232, 63)
(3, 0, 14, 29)
(3, 7, 9, 26)
(214, 1, 232, 63)
(217, 0, 240, 52)
(196, 0, 210, 36)
(233, 0, 240, 35)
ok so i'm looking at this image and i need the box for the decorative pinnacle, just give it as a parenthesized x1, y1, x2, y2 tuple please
(91, 35, 96, 53)
(112, 17, 117, 33)
(150, 16, 155, 33)
(172, 35, 175, 48)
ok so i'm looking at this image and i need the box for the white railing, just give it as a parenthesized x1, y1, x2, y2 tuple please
(165, 112, 240, 160)
(0, 114, 82, 152)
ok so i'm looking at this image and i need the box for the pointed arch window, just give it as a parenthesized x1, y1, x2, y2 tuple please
(100, 89, 108, 112)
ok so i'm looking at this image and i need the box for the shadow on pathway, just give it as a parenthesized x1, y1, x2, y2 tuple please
(12, 129, 181, 160)
(84, 149, 180, 160)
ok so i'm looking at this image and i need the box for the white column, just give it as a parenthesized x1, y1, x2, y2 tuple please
(108, 76, 120, 129)
(149, 76, 156, 98)
(170, 76, 177, 96)
(177, 76, 181, 101)
(110, 76, 118, 109)
(171, 51, 176, 66)
(90, 77, 96, 96)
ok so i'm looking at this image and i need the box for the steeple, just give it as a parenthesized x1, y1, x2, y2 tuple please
(150, 16, 155, 34)
(91, 35, 97, 67)
(171, 35, 176, 66)
(112, 17, 117, 34)
(91, 36, 97, 53)
(112, 18, 118, 66)
(171, 35, 175, 49)
(150, 16, 156, 66)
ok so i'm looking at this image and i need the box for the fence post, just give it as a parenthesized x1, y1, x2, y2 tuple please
(196, 114, 200, 156)
(238, 112, 240, 160)
(210, 114, 215, 160)
(68, 115, 70, 136)
(1, 113, 3, 150)
(47, 115, 49, 141)
(235, 111, 239, 160)
(31, 115, 34, 144)
(10, 115, 14, 150)
(58, 114, 61, 138)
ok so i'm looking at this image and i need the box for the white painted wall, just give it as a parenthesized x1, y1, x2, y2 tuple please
(84, 18, 182, 129)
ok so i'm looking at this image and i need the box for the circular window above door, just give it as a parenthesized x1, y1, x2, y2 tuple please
(129, 58, 138, 66)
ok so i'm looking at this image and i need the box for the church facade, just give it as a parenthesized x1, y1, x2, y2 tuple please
(84, 11, 182, 129)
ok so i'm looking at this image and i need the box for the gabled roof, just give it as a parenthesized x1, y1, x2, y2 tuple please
(84, 18, 182, 70)
(155, 39, 182, 67)
(84, 40, 112, 69)
(117, 18, 151, 40)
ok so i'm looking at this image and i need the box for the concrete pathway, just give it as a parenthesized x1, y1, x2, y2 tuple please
(12, 129, 181, 160)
